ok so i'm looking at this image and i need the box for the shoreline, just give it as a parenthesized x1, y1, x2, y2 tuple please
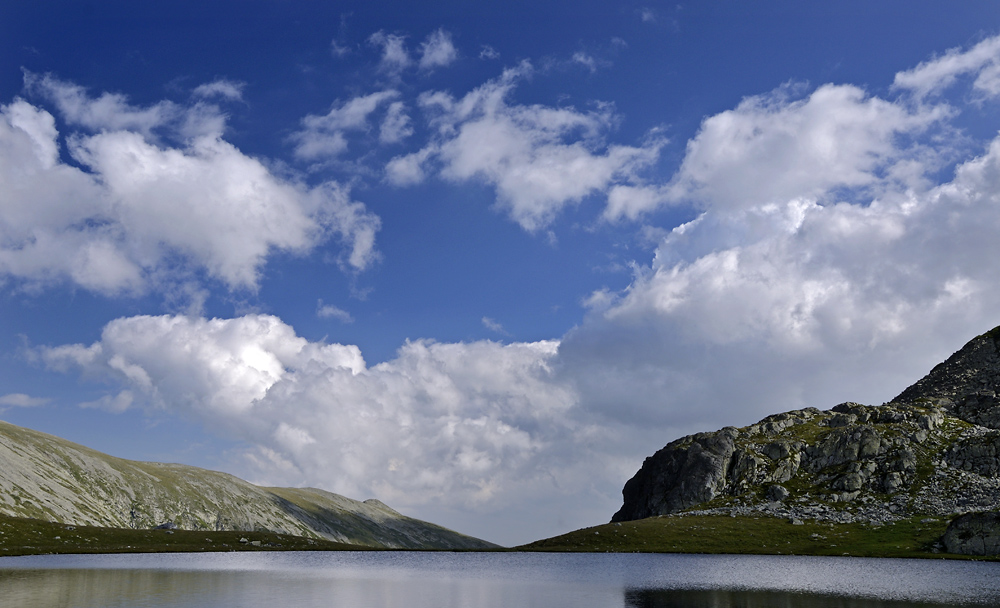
(2, 513, 997, 561)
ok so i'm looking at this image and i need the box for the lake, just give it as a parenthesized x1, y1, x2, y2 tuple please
(1, 551, 998, 607)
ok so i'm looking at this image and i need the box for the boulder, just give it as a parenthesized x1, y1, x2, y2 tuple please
(942, 512, 1000, 555)
(765, 485, 789, 502)
(612, 428, 738, 521)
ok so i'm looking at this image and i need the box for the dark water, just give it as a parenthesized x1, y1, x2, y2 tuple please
(1, 551, 998, 607)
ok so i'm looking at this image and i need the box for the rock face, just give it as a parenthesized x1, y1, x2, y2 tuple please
(942, 512, 1000, 555)
(614, 429, 738, 521)
(612, 327, 1000, 554)
(0, 420, 495, 549)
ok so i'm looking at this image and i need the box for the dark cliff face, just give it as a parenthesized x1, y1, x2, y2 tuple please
(612, 325, 1000, 525)
(612, 429, 737, 522)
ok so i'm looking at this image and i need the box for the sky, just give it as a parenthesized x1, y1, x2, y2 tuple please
(2, 1, 1000, 546)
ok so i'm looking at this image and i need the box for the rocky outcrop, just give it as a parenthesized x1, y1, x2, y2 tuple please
(942, 512, 1000, 555)
(613, 429, 738, 521)
(613, 326, 1000, 554)
(0, 419, 495, 549)
(894, 327, 1000, 428)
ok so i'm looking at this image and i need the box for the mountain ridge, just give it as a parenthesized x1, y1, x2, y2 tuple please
(0, 418, 495, 549)
(611, 326, 1000, 555)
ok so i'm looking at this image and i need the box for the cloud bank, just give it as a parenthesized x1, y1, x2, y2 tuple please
(41, 314, 625, 544)
(0, 74, 380, 297)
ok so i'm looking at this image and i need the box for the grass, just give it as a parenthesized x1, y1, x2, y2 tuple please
(0, 512, 991, 561)
(517, 514, 995, 560)
(0, 514, 370, 556)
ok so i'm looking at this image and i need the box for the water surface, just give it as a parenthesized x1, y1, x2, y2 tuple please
(1, 551, 998, 607)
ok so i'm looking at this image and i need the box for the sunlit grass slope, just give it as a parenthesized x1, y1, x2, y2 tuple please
(518, 514, 994, 560)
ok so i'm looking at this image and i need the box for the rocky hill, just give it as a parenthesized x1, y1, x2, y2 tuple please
(612, 327, 1000, 543)
(0, 419, 495, 549)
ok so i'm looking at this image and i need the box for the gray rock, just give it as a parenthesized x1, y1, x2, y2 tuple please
(895, 327, 1000, 427)
(611, 325, 1000, 531)
(766, 485, 789, 502)
(943, 512, 1000, 555)
(612, 428, 739, 521)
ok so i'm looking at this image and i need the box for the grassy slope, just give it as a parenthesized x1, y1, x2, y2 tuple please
(517, 514, 996, 560)
(2, 511, 990, 560)
(0, 514, 371, 557)
(0, 419, 495, 549)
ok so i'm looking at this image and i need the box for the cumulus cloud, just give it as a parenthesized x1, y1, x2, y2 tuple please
(562, 138, 1000, 432)
(192, 79, 245, 101)
(603, 79, 954, 223)
(317, 300, 354, 323)
(481, 316, 509, 336)
(893, 35, 1000, 99)
(0, 393, 49, 408)
(419, 29, 457, 70)
(369, 31, 411, 73)
(565, 34, 1000, 432)
(0, 77, 381, 295)
(379, 101, 412, 144)
(293, 90, 399, 160)
(572, 52, 599, 73)
(664, 83, 948, 214)
(40, 314, 627, 544)
(384, 146, 434, 186)
(387, 63, 666, 231)
(25, 72, 176, 137)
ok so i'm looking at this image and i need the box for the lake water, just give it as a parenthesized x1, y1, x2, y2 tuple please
(1, 551, 998, 607)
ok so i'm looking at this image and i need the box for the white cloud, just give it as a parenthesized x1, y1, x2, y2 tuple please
(479, 45, 500, 60)
(293, 90, 399, 160)
(0, 393, 49, 408)
(40, 314, 625, 545)
(80, 390, 135, 413)
(563, 34, 1000, 433)
(379, 101, 412, 144)
(369, 31, 411, 73)
(25, 72, 177, 137)
(572, 52, 599, 73)
(0, 79, 381, 295)
(317, 300, 354, 323)
(664, 83, 947, 215)
(391, 63, 666, 231)
(419, 29, 457, 70)
(481, 316, 509, 336)
(192, 79, 245, 101)
(893, 35, 1000, 99)
(603, 184, 670, 222)
(331, 39, 351, 58)
(562, 133, 1000, 431)
(384, 146, 435, 186)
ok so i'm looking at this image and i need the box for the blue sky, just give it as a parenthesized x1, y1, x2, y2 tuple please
(3, 1, 1000, 546)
